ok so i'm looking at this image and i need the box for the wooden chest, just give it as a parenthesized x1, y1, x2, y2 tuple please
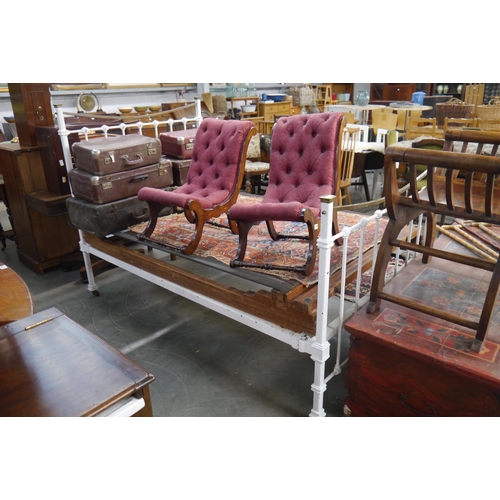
(343, 232, 500, 417)
(344, 302, 500, 416)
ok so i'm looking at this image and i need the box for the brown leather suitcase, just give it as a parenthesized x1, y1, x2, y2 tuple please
(160, 128, 198, 159)
(66, 189, 176, 237)
(68, 159, 173, 204)
(72, 134, 162, 175)
(168, 158, 191, 185)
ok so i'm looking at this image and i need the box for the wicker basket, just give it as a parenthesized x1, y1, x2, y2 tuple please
(476, 98, 500, 120)
(436, 98, 473, 127)
(289, 86, 314, 107)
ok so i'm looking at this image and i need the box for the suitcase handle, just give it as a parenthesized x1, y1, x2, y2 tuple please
(122, 154, 144, 166)
(130, 174, 149, 183)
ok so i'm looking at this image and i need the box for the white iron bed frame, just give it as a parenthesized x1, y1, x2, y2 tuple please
(55, 100, 422, 417)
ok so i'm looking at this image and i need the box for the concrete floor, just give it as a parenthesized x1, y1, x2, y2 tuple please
(0, 179, 377, 417)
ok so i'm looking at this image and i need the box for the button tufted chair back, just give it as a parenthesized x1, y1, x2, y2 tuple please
(228, 112, 345, 276)
(180, 118, 253, 206)
(263, 113, 342, 216)
(137, 118, 255, 255)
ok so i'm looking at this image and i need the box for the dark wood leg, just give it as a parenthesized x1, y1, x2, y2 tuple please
(472, 258, 500, 352)
(230, 220, 255, 267)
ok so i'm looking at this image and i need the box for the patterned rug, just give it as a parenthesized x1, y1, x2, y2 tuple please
(336, 257, 405, 302)
(130, 194, 387, 287)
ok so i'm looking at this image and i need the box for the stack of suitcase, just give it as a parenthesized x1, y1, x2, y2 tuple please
(66, 134, 175, 238)
(159, 128, 198, 186)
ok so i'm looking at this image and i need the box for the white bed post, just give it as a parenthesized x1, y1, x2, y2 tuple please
(309, 195, 336, 417)
(194, 97, 202, 128)
(54, 104, 98, 294)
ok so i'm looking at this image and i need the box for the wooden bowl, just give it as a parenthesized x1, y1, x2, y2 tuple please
(134, 106, 148, 113)
(118, 107, 133, 114)
(148, 105, 161, 112)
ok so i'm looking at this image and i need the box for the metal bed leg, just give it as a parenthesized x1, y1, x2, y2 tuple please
(308, 195, 336, 417)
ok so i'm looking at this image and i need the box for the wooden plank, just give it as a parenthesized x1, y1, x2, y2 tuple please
(84, 233, 318, 335)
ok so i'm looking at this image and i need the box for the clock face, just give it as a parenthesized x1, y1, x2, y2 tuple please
(79, 93, 97, 112)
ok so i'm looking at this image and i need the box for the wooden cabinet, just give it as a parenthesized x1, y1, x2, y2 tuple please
(370, 83, 433, 102)
(382, 83, 416, 101)
(8, 83, 54, 147)
(324, 83, 354, 100)
(35, 126, 74, 196)
(0, 143, 79, 274)
(258, 101, 292, 121)
(431, 83, 464, 98)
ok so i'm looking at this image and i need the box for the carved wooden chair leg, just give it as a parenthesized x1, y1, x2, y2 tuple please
(367, 217, 410, 314)
(472, 259, 500, 352)
(230, 220, 254, 267)
(139, 202, 162, 239)
(422, 212, 436, 265)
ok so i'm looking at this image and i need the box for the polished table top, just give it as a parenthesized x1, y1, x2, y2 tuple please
(0, 261, 34, 326)
(0, 307, 155, 416)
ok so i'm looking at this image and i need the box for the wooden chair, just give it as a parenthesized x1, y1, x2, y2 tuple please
(370, 129, 399, 198)
(406, 116, 438, 140)
(244, 133, 270, 194)
(477, 118, 500, 131)
(367, 129, 500, 353)
(137, 118, 255, 255)
(443, 117, 478, 133)
(337, 126, 360, 206)
(228, 112, 345, 276)
(371, 110, 398, 136)
(342, 111, 356, 124)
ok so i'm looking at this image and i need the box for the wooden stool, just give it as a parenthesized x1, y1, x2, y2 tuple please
(315, 85, 332, 106)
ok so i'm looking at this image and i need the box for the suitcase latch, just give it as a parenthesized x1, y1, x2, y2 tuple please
(104, 152, 115, 164)
(147, 147, 158, 156)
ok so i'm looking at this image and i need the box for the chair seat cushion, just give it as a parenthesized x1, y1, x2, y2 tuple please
(354, 141, 385, 154)
(229, 200, 319, 222)
(245, 161, 270, 173)
(138, 185, 230, 209)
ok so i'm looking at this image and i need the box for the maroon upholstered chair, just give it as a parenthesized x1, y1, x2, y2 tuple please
(228, 112, 345, 276)
(137, 118, 255, 255)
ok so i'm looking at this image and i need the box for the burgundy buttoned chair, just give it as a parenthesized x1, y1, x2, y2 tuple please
(228, 112, 345, 276)
(137, 118, 255, 255)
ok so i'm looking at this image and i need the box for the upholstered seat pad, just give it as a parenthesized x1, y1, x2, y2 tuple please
(354, 141, 385, 154)
(229, 200, 319, 222)
(245, 161, 270, 173)
(138, 186, 230, 209)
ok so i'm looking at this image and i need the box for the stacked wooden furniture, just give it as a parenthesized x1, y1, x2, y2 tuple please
(1, 84, 80, 273)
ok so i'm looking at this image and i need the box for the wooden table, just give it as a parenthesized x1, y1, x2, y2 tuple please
(0, 261, 34, 326)
(0, 307, 155, 416)
(328, 104, 387, 124)
(344, 230, 500, 416)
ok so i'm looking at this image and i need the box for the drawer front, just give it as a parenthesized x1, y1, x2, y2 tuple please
(259, 102, 291, 120)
